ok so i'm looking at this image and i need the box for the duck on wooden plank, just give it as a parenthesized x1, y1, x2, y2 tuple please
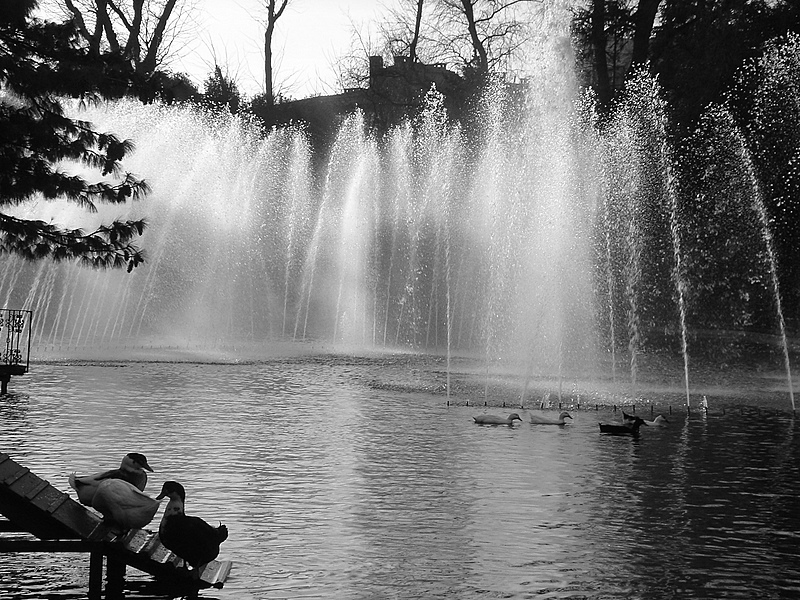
(69, 452, 153, 505)
(92, 479, 161, 530)
(599, 415, 647, 435)
(156, 481, 229, 575)
(473, 413, 522, 425)
(530, 411, 572, 425)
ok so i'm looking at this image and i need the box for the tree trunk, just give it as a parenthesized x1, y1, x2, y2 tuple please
(631, 0, 662, 67)
(95, 0, 120, 54)
(264, 0, 289, 107)
(140, 0, 178, 73)
(123, 0, 145, 67)
(461, 0, 488, 72)
(591, 0, 612, 107)
(265, 22, 275, 105)
(410, 0, 424, 63)
(64, 0, 95, 52)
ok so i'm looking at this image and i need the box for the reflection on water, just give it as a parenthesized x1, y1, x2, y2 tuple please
(1, 359, 799, 599)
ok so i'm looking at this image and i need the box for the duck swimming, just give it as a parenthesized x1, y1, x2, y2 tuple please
(622, 411, 639, 425)
(599, 415, 647, 435)
(157, 481, 229, 573)
(529, 411, 572, 425)
(643, 414, 669, 427)
(69, 452, 153, 506)
(91, 478, 161, 530)
(473, 413, 522, 425)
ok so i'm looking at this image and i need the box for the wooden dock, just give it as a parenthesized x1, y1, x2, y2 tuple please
(0, 452, 232, 598)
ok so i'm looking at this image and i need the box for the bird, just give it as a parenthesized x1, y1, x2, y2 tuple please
(69, 452, 154, 506)
(473, 413, 522, 425)
(156, 481, 229, 573)
(622, 411, 639, 424)
(599, 415, 647, 435)
(529, 410, 573, 425)
(643, 414, 669, 427)
(91, 478, 161, 530)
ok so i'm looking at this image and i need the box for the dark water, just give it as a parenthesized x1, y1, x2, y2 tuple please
(1, 359, 799, 599)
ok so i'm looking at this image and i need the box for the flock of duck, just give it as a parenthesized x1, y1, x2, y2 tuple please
(473, 409, 669, 434)
(66, 413, 665, 567)
(68, 453, 228, 573)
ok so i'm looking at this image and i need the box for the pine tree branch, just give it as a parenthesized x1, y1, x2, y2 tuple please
(0, 213, 146, 271)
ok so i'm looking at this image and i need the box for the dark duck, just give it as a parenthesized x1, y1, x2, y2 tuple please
(69, 452, 153, 506)
(473, 413, 522, 425)
(599, 412, 648, 435)
(157, 481, 229, 573)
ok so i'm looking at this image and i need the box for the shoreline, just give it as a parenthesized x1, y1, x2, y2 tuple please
(22, 344, 797, 412)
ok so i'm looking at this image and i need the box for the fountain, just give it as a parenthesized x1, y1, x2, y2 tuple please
(1, 12, 797, 409)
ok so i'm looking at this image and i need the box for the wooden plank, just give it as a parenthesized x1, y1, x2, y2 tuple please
(0, 456, 15, 479)
(51, 499, 104, 538)
(28, 486, 66, 511)
(86, 521, 122, 543)
(2, 466, 30, 486)
(23, 480, 50, 500)
(0, 539, 95, 552)
(8, 472, 47, 498)
(0, 488, 78, 540)
(200, 560, 233, 588)
(44, 493, 69, 514)
(139, 533, 162, 556)
(120, 529, 152, 553)
(146, 543, 175, 565)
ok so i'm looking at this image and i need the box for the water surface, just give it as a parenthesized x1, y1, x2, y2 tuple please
(1, 359, 799, 599)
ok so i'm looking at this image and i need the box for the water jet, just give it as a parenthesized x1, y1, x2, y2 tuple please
(2, 14, 797, 412)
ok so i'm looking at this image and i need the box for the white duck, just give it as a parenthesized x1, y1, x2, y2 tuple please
(473, 413, 522, 425)
(69, 452, 153, 506)
(92, 479, 161, 530)
(642, 414, 669, 427)
(529, 411, 573, 425)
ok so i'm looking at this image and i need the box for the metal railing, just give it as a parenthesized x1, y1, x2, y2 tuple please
(0, 309, 32, 374)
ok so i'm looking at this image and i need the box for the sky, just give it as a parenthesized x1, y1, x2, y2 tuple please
(174, 0, 393, 99)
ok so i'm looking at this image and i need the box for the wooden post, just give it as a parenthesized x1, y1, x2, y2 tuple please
(0, 374, 9, 395)
(105, 556, 126, 599)
(88, 550, 103, 600)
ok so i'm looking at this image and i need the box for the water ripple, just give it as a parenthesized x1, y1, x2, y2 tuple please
(1, 362, 799, 599)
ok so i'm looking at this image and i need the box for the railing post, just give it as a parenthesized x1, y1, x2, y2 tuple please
(88, 550, 103, 600)
(105, 556, 126, 599)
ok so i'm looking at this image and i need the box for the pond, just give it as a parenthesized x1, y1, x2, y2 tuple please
(1, 357, 799, 599)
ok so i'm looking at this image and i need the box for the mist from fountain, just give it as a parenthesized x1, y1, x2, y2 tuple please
(1, 11, 797, 409)
(3, 30, 598, 373)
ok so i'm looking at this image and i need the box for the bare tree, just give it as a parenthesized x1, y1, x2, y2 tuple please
(334, 0, 538, 99)
(410, 0, 425, 62)
(262, 0, 290, 107)
(430, 0, 538, 76)
(47, 0, 195, 76)
(331, 19, 381, 92)
(358, 0, 536, 78)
